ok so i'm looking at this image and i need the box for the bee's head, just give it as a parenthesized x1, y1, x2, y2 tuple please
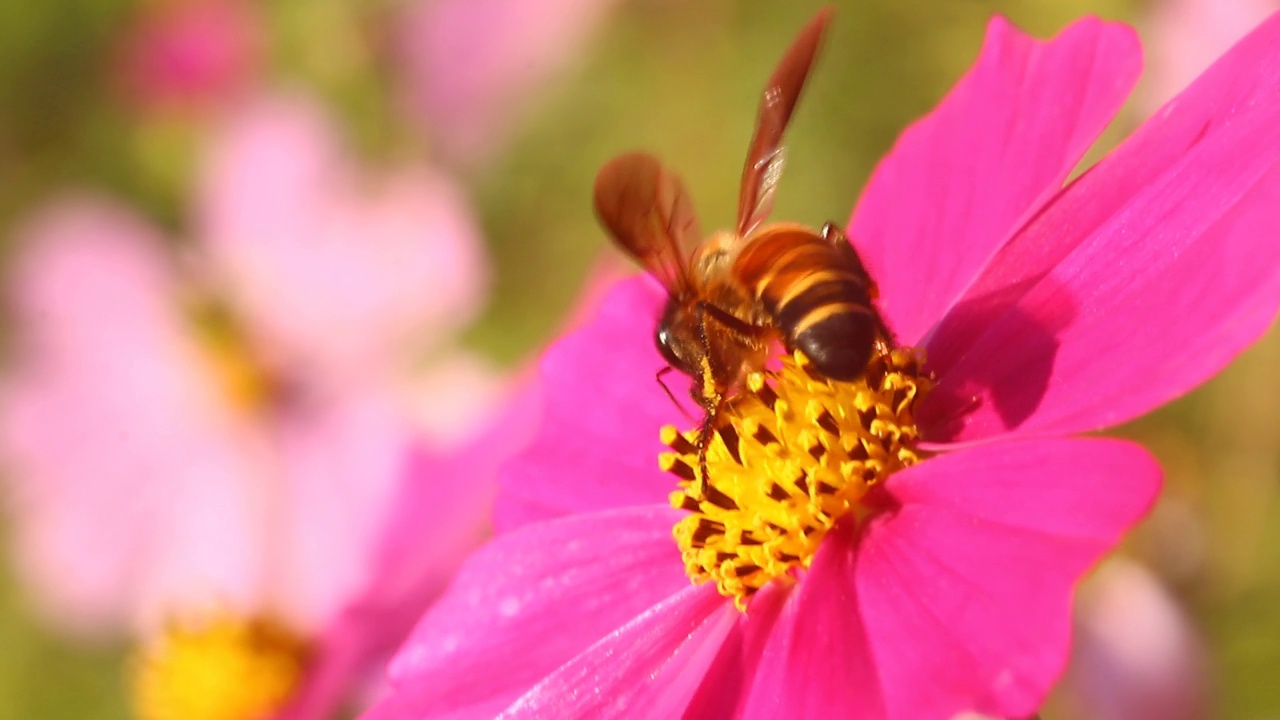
(656, 301, 703, 379)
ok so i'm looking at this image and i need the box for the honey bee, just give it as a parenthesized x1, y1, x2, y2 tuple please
(593, 8, 888, 447)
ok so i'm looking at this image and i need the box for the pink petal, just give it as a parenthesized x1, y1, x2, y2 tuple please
(357, 381, 541, 620)
(835, 437, 1157, 720)
(494, 277, 689, 531)
(741, 538, 884, 720)
(197, 94, 488, 374)
(288, 381, 541, 718)
(683, 584, 789, 720)
(264, 390, 414, 632)
(395, 0, 619, 164)
(923, 11, 1280, 442)
(0, 198, 268, 633)
(398, 349, 515, 448)
(373, 505, 690, 719)
(850, 16, 1140, 345)
(499, 585, 735, 719)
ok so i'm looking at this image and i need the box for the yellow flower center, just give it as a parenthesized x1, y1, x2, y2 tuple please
(663, 346, 932, 609)
(187, 297, 278, 412)
(131, 612, 311, 720)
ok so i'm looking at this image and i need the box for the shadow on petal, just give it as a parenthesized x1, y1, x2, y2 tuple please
(919, 277, 1072, 442)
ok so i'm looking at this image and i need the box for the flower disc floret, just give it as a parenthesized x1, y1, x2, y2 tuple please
(186, 296, 280, 411)
(131, 612, 311, 720)
(664, 346, 932, 607)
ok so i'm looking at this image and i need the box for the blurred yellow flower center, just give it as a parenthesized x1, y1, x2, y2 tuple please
(131, 613, 311, 720)
(187, 298, 278, 411)
(663, 346, 932, 609)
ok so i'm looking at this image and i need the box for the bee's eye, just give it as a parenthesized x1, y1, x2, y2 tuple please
(655, 324, 685, 370)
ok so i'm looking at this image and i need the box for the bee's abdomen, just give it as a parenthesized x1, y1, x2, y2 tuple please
(734, 228, 876, 381)
(788, 301, 877, 380)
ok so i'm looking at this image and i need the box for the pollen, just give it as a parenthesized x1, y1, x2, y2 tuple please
(663, 346, 932, 609)
(131, 612, 311, 720)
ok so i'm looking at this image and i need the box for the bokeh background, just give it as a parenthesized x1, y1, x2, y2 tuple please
(0, 0, 1276, 718)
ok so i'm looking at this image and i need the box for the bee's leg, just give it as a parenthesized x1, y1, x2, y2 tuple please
(691, 303, 723, 487)
(695, 301, 771, 342)
(694, 403, 719, 496)
(691, 303, 720, 403)
(694, 299, 776, 381)
(823, 221, 895, 347)
(691, 302, 768, 487)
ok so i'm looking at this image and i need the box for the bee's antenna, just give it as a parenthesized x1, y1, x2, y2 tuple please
(656, 366, 696, 422)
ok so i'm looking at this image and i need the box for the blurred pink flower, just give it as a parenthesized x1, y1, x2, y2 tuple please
(195, 94, 489, 385)
(1061, 560, 1210, 720)
(1145, 0, 1278, 109)
(0, 94, 527, 718)
(395, 0, 620, 164)
(365, 12, 1280, 720)
(115, 0, 262, 114)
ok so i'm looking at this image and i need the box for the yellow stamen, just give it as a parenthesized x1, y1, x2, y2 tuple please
(187, 297, 278, 411)
(663, 346, 933, 609)
(131, 612, 311, 720)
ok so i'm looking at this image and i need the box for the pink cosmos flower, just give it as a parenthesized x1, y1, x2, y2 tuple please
(1060, 559, 1209, 720)
(394, 0, 621, 164)
(0, 93, 526, 719)
(114, 0, 262, 115)
(365, 11, 1280, 720)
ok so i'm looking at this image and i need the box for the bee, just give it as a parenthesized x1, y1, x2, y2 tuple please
(593, 8, 888, 453)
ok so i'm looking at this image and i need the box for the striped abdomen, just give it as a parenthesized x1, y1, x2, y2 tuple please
(732, 225, 878, 381)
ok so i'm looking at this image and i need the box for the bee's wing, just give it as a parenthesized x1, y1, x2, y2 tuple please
(594, 152, 703, 296)
(736, 7, 833, 238)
